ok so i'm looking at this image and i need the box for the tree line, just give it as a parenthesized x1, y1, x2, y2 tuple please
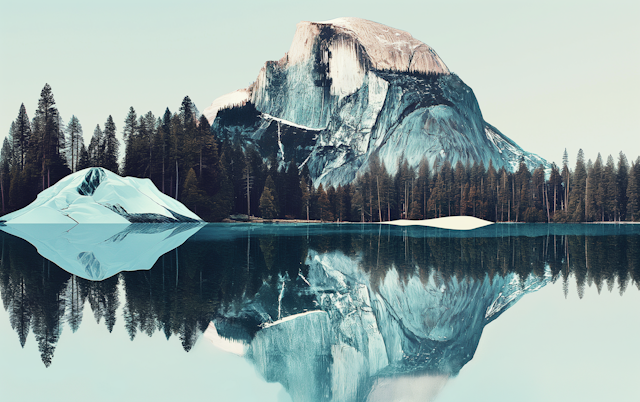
(2, 84, 639, 223)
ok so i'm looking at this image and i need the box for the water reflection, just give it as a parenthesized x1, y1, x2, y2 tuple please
(207, 246, 549, 401)
(0, 223, 638, 399)
(1, 223, 204, 280)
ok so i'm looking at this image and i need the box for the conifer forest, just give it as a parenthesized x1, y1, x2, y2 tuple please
(2, 84, 639, 223)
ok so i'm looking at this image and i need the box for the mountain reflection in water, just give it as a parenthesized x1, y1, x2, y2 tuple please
(0, 223, 639, 401)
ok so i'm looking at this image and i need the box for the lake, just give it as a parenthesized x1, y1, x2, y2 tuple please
(1, 223, 639, 402)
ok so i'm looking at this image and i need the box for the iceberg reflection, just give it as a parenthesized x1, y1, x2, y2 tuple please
(0, 223, 204, 280)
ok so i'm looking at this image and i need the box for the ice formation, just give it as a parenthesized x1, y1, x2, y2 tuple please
(207, 17, 549, 187)
(0, 167, 202, 224)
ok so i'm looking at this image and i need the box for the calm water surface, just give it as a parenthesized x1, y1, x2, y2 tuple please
(1, 223, 639, 402)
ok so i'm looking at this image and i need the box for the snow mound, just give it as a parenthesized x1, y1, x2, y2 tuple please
(383, 216, 494, 230)
(0, 167, 202, 224)
(0, 223, 204, 280)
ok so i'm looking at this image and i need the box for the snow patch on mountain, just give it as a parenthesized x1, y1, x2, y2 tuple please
(203, 88, 251, 125)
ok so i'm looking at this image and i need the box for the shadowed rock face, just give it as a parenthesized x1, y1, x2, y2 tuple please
(207, 18, 548, 187)
(76, 167, 107, 196)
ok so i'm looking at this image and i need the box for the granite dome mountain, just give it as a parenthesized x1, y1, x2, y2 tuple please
(204, 17, 548, 187)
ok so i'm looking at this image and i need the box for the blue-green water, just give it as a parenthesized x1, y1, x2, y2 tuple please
(0, 223, 639, 401)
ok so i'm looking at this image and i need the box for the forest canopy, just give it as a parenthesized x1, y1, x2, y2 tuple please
(2, 84, 639, 223)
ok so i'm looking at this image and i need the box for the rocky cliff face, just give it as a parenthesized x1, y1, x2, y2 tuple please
(205, 17, 548, 187)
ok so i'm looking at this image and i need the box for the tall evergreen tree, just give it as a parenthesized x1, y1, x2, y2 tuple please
(562, 148, 570, 212)
(76, 143, 90, 171)
(1, 137, 12, 213)
(568, 149, 587, 222)
(259, 175, 278, 219)
(627, 159, 640, 221)
(316, 183, 333, 221)
(548, 163, 563, 217)
(122, 107, 138, 176)
(300, 176, 310, 221)
(182, 168, 207, 214)
(603, 155, 617, 221)
(65, 116, 83, 172)
(102, 116, 119, 173)
(13, 103, 31, 171)
(34, 83, 67, 189)
(88, 125, 103, 166)
(617, 152, 629, 221)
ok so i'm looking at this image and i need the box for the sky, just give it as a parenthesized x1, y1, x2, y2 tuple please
(1, 0, 638, 167)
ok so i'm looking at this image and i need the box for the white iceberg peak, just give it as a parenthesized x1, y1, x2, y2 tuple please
(0, 167, 203, 224)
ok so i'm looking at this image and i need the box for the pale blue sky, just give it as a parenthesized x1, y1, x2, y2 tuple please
(1, 0, 638, 167)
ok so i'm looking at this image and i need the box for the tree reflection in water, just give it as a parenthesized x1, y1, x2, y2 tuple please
(0, 224, 638, 393)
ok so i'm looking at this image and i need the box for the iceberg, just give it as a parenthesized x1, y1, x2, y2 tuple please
(0, 167, 203, 224)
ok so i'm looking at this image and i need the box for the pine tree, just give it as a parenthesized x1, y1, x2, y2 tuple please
(497, 168, 509, 221)
(65, 116, 83, 172)
(316, 183, 333, 221)
(548, 163, 562, 217)
(122, 107, 138, 176)
(453, 160, 466, 215)
(0, 137, 12, 213)
(88, 125, 103, 166)
(13, 103, 31, 171)
(627, 159, 640, 221)
(283, 162, 302, 218)
(34, 83, 67, 189)
(77, 143, 90, 171)
(300, 176, 310, 220)
(417, 158, 431, 219)
(182, 168, 206, 214)
(102, 116, 119, 173)
(603, 155, 617, 221)
(617, 152, 629, 221)
(568, 149, 587, 222)
(562, 148, 570, 212)
(486, 160, 498, 221)
(259, 175, 279, 219)
(408, 182, 422, 219)
(514, 159, 532, 222)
